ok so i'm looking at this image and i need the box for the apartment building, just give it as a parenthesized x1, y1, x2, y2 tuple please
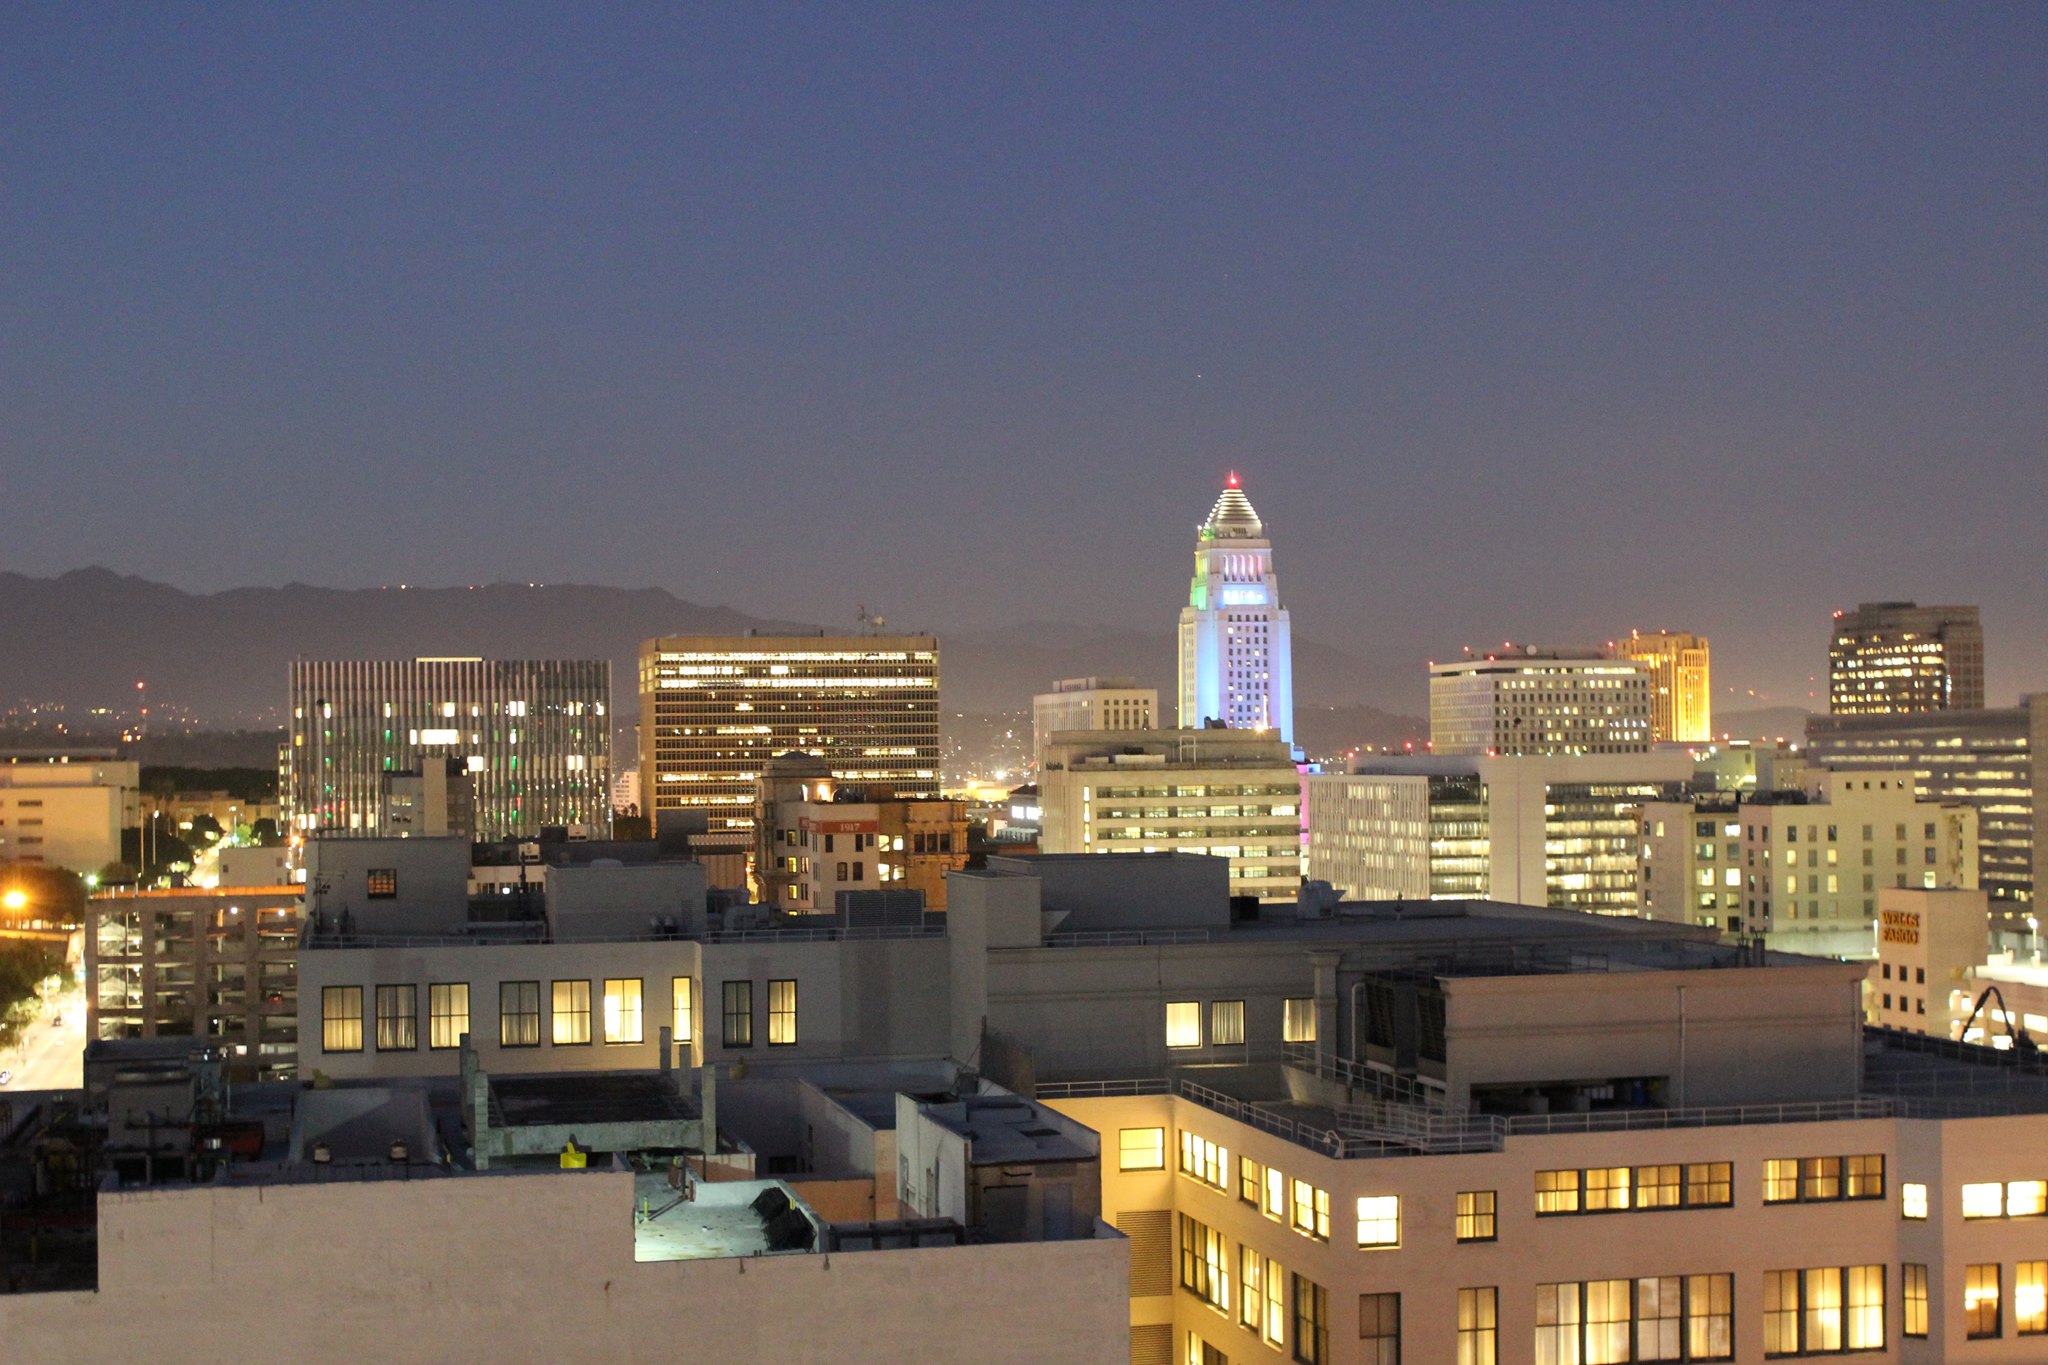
(1638, 770, 1978, 939)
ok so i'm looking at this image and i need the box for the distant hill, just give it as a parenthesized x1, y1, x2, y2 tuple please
(1713, 706, 1814, 743)
(0, 570, 1418, 743)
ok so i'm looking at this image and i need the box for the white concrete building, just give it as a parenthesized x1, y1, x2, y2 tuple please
(1430, 650, 1655, 757)
(1177, 476, 1295, 744)
(1034, 677, 1158, 770)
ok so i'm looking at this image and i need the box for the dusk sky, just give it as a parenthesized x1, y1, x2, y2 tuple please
(3, 5, 2043, 710)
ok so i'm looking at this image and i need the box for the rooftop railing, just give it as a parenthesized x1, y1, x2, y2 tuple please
(302, 923, 942, 949)
(1043, 928, 1218, 947)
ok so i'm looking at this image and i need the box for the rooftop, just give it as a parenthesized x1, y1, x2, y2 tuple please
(917, 1092, 1096, 1165)
(632, 1175, 821, 1263)
(491, 1073, 699, 1129)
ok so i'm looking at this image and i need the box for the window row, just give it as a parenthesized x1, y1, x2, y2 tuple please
(1537, 1274, 1735, 1363)
(1166, 997, 1317, 1049)
(1176, 1214, 1339, 1365)
(1953, 1259, 2048, 1340)
(1762, 1154, 1884, 1204)
(1232, 1149, 1395, 1246)
(316, 976, 798, 1051)
(1534, 1163, 1733, 1215)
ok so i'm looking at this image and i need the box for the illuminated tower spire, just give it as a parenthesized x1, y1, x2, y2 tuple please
(1177, 475, 1294, 743)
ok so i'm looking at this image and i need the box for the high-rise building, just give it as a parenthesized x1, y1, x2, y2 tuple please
(1613, 629, 1712, 742)
(1177, 475, 1294, 743)
(1806, 694, 2045, 926)
(1037, 728, 1304, 900)
(1429, 650, 1654, 757)
(287, 659, 611, 842)
(1829, 601, 1984, 715)
(1032, 677, 1156, 770)
(637, 634, 940, 865)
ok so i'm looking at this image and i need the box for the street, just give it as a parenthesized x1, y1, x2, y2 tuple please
(5, 980, 84, 1092)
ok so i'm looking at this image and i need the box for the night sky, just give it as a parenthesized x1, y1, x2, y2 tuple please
(4, 6, 2044, 710)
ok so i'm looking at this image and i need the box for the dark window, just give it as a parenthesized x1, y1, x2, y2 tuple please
(723, 980, 753, 1048)
(499, 980, 540, 1047)
(375, 984, 417, 1051)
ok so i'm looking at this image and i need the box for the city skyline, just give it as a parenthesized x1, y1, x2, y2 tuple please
(3, 7, 2045, 711)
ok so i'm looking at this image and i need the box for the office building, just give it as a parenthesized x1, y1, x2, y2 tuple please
(1306, 752, 1693, 914)
(637, 634, 940, 871)
(754, 751, 968, 912)
(1807, 695, 2045, 925)
(86, 885, 301, 1080)
(1033, 677, 1156, 770)
(1613, 629, 1712, 742)
(0, 750, 139, 876)
(1429, 650, 1654, 757)
(287, 658, 612, 842)
(1830, 601, 1985, 716)
(1037, 729, 1303, 900)
(1177, 476, 1295, 743)
(1637, 770, 1978, 940)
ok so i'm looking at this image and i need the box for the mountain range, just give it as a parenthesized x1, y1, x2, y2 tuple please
(0, 568, 1418, 731)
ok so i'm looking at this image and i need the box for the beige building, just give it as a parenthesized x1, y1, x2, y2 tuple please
(754, 752, 967, 912)
(1038, 729, 1303, 901)
(0, 751, 139, 876)
(1614, 629, 1712, 743)
(1033, 677, 1157, 770)
(1429, 651, 1654, 757)
(86, 886, 302, 1080)
(1830, 601, 1985, 716)
(1639, 770, 1978, 939)
(637, 634, 940, 873)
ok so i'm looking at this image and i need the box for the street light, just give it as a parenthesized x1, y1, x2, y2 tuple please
(1, 890, 25, 912)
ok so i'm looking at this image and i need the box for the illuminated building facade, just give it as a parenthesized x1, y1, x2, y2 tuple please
(1829, 601, 1984, 716)
(1429, 651, 1654, 756)
(637, 634, 940, 862)
(1037, 728, 1304, 900)
(288, 659, 611, 842)
(1806, 695, 2046, 925)
(1614, 629, 1712, 743)
(754, 751, 968, 912)
(1177, 476, 1294, 743)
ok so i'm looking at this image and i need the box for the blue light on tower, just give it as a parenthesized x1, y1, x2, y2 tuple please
(1176, 473, 1294, 745)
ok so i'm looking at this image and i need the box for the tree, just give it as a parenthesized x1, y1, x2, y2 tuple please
(0, 862, 87, 925)
(0, 940, 62, 1049)
(249, 818, 282, 847)
(97, 860, 139, 887)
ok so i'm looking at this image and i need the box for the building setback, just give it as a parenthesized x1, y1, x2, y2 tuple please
(287, 658, 612, 842)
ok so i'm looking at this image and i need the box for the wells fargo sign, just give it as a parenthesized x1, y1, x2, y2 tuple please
(1879, 909, 1921, 946)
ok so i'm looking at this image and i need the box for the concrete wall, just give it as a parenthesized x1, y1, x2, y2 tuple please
(897, 1094, 971, 1224)
(547, 861, 706, 937)
(305, 837, 472, 936)
(987, 853, 1231, 932)
(0, 1171, 1128, 1364)
(1442, 963, 1868, 1108)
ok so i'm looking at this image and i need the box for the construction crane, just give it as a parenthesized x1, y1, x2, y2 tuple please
(1957, 984, 2039, 1055)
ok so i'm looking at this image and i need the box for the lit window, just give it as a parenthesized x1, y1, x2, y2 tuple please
(1535, 1168, 1581, 1215)
(1292, 1180, 1330, 1241)
(767, 979, 797, 1045)
(428, 982, 469, 1049)
(671, 977, 693, 1044)
(1966, 1263, 2001, 1339)
(1901, 1182, 1928, 1219)
(2009, 1179, 2048, 1217)
(1903, 1263, 1928, 1338)
(1962, 1181, 2005, 1218)
(1210, 999, 1245, 1047)
(1178, 1131, 1228, 1190)
(365, 868, 397, 899)
(1239, 1155, 1260, 1204)
(1118, 1127, 1165, 1171)
(1457, 1286, 1498, 1365)
(1634, 1164, 1680, 1209)
(500, 981, 540, 1047)
(1356, 1194, 1399, 1247)
(1283, 997, 1316, 1044)
(1166, 1001, 1202, 1049)
(374, 984, 417, 1051)
(2014, 1260, 2048, 1336)
(1263, 1165, 1285, 1220)
(320, 985, 363, 1052)
(1763, 1158, 1800, 1203)
(1685, 1162, 1732, 1207)
(1455, 1189, 1496, 1242)
(1585, 1166, 1631, 1212)
(551, 980, 591, 1045)
(603, 978, 643, 1044)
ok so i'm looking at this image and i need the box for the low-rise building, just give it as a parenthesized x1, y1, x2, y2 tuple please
(0, 751, 139, 876)
(753, 752, 967, 912)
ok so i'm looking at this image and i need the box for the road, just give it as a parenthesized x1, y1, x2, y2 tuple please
(4, 981, 85, 1092)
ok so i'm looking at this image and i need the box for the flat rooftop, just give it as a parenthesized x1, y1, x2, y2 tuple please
(632, 1175, 820, 1263)
(919, 1092, 1095, 1165)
